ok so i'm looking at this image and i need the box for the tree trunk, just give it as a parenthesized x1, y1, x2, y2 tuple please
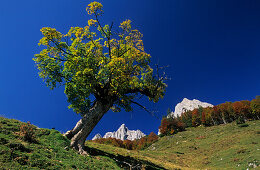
(222, 115, 227, 124)
(211, 116, 216, 126)
(64, 100, 112, 155)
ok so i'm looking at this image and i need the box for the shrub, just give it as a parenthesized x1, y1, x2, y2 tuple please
(159, 118, 170, 135)
(181, 110, 192, 127)
(192, 109, 200, 126)
(123, 140, 133, 150)
(251, 98, 260, 119)
(19, 122, 37, 143)
(159, 117, 186, 136)
(136, 137, 147, 150)
(236, 116, 245, 124)
(147, 132, 159, 143)
(233, 101, 251, 119)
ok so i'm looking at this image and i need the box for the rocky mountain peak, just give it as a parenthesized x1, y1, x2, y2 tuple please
(168, 98, 214, 118)
(182, 98, 189, 102)
(92, 133, 102, 140)
(118, 124, 127, 131)
(93, 124, 146, 141)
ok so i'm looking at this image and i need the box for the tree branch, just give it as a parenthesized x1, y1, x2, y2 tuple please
(49, 56, 67, 61)
(107, 22, 113, 59)
(94, 13, 114, 59)
(49, 36, 91, 59)
(130, 100, 154, 116)
(118, 47, 131, 58)
(125, 88, 154, 98)
(49, 38, 74, 58)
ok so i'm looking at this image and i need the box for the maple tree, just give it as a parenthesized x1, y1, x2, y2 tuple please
(33, 2, 166, 154)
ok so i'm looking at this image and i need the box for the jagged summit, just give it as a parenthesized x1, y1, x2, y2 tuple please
(119, 124, 127, 131)
(92, 124, 146, 141)
(92, 133, 102, 140)
(168, 98, 214, 118)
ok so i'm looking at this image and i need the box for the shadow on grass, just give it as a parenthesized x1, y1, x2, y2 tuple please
(85, 145, 166, 170)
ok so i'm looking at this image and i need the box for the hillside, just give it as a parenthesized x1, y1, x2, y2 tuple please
(86, 120, 260, 169)
(1, 116, 259, 169)
(0, 116, 163, 169)
(0, 116, 122, 169)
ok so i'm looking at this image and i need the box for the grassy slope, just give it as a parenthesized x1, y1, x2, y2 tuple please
(1, 116, 259, 170)
(0, 116, 120, 169)
(86, 120, 260, 170)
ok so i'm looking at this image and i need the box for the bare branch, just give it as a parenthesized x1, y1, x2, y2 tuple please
(109, 22, 113, 33)
(94, 13, 108, 38)
(130, 100, 154, 116)
(125, 88, 154, 98)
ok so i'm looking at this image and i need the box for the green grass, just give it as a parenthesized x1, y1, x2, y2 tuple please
(1, 116, 259, 170)
(86, 120, 260, 170)
(0, 116, 120, 169)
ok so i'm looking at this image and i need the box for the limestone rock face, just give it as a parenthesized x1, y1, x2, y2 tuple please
(168, 98, 214, 118)
(92, 133, 102, 140)
(102, 124, 146, 141)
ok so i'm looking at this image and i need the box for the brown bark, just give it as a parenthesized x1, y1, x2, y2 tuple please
(64, 100, 112, 154)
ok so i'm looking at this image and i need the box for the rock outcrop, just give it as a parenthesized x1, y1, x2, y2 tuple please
(92, 133, 102, 140)
(168, 98, 214, 118)
(93, 124, 146, 141)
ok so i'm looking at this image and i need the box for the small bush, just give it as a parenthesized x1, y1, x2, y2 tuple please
(0, 137, 8, 145)
(14, 155, 29, 165)
(123, 140, 133, 150)
(8, 143, 31, 152)
(236, 116, 245, 124)
(19, 121, 37, 143)
(159, 117, 186, 136)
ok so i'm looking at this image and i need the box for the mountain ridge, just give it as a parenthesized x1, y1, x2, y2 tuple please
(92, 124, 146, 141)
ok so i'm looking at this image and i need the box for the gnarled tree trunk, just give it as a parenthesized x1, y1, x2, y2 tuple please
(64, 100, 112, 155)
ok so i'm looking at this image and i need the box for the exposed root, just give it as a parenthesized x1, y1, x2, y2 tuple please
(77, 144, 89, 156)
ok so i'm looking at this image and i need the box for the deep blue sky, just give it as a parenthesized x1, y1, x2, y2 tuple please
(0, 0, 259, 139)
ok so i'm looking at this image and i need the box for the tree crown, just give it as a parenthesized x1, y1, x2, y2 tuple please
(33, 1, 167, 115)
